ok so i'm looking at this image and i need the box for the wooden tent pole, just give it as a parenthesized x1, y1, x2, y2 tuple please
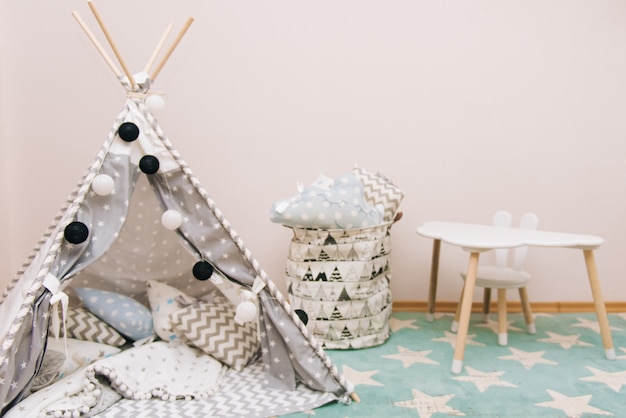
(144, 23, 174, 74)
(72, 11, 122, 78)
(150, 17, 194, 82)
(87, 0, 136, 89)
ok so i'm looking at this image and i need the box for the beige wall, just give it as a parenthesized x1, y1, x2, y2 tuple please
(0, 50, 9, 290)
(1, 1, 625, 304)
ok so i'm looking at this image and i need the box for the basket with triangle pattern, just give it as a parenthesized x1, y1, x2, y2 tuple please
(286, 223, 393, 349)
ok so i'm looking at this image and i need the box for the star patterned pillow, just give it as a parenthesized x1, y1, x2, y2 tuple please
(146, 280, 195, 342)
(269, 173, 384, 230)
(74, 287, 154, 341)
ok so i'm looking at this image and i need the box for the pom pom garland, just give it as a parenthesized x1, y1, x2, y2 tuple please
(295, 309, 308, 325)
(139, 155, 160, 174)
(92, 174, 115, 196)
(118, 122, 140, 142)
(145, 95, 165, 112)
(64, 221, 89, 244)
(192, 261, 214, 280)
(235, 300, 258, 323)
(161, 210, 183, 230)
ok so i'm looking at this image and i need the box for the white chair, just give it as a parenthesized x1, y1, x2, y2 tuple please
(451, 211, 538, 346)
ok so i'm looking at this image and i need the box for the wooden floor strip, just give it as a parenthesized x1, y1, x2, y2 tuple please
(392, 300, 626, 313)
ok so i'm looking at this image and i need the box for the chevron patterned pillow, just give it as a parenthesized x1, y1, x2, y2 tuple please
(58, 307, 127, 347)
(353, 166, 405, 222)
(170, 295, 258, 371)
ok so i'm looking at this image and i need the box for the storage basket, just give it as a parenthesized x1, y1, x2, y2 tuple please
(286, 223, 393, 349)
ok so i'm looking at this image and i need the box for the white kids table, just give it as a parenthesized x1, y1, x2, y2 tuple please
(416, 221, 616, 374)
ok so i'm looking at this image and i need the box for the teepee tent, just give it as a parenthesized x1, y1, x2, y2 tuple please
(0, 3, 355, 416)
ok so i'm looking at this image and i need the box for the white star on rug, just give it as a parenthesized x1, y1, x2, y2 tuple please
(382, 346, 439, 368)
(613, 313, 626, 321)
(432, 331, 486, 348)
(498, 347, 558, 369)
(580, 366, 626, 392)
(341, 365, 383, 387)
(535, 389, 612, 417)
(389, 316, 420, 332)
(571, 317, 622, 334)
(474, 317, 524, 334)
(537, 331, 594, 349)
(452, 366, 517, 392)
(616, 347, 626, 360)
(394, 388, 465, 418)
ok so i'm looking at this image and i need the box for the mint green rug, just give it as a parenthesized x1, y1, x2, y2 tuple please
(286, 312, 626, 417)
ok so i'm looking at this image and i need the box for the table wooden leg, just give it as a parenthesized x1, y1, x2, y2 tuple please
(583, 249, 615, 359)
(452, 251, 480, 374)
(426, 239, 441, 322)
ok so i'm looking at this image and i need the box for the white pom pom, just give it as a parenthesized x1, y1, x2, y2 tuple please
(239, 290, 254, 302)
(92, 174, 115, 196)
(146, 94, 165, 112)
(235, 300, 258, 323)
(161, 210, 183, 230)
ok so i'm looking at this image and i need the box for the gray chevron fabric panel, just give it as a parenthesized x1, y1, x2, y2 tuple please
(60, 307, 126, 347)
(170, 296, 258, 371)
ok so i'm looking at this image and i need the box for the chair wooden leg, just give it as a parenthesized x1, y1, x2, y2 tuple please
(518, 287, 536, 334)
(482, 288, 491, 323)
(497, 289, 508, 346)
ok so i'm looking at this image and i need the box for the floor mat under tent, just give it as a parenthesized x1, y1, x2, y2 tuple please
(95, 358, 341, 418)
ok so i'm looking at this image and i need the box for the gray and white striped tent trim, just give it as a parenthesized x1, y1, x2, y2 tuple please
(0, 4, 355, 415)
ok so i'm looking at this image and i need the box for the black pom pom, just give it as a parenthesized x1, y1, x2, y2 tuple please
(295, 309, 308, 325)
(139, 155, 159, 174)
(118, 122, 140, 142)
(64, 221, 89, 244)
(193, 261, 214, 280)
